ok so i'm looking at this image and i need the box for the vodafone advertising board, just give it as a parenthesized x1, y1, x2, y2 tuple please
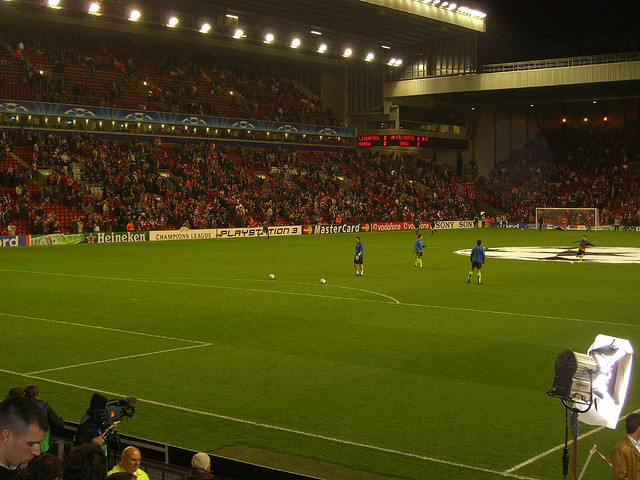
(371, 222, 430, 232)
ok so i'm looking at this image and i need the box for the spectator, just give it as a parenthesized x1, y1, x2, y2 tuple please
(62, 444, 106, 480)
(23, 385, 64, 454)
(106, 447, 149, 480)
(21, 454, 62, 480)
(0, 396, 49, 480)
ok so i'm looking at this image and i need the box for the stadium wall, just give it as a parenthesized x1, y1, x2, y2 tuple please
(472, 99, 635, 175)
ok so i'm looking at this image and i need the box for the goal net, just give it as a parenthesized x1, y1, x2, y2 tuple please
(535, 208, 599, 229)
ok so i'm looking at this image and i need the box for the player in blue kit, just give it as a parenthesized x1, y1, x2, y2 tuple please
(354, 236, 364, 276)
(414, 234, 424, 268)
(467, 239, 485, 284)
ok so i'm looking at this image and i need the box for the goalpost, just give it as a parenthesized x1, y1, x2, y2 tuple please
(535, 207, 599, 229)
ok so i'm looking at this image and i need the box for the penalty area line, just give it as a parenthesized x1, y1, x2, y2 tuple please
(25, 343, 212, 375)
(0, 368, 537, 480)
(0, 312, 209, 345)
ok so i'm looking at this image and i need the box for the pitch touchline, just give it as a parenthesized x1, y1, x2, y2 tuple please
(25, 344, 212, 375)
(0, 368, 537, 480)
(1, 268, 636, 328)
(504, 407, 640, 474)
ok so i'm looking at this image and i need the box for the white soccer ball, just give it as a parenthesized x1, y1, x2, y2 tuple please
(269, 274, 275, 280)
(320, 278, 326, 284)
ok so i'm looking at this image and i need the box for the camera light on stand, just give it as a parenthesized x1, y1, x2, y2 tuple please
(548, 334, 633, 429)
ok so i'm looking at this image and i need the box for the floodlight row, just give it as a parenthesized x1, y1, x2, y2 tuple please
(30, 0, 406, 65)
(416, 0, 486, 18)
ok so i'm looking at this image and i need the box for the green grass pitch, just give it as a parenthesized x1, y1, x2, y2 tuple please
(2, 228, 640, 479)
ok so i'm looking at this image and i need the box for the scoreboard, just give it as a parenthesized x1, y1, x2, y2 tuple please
(358, 134, 429, 147)
(358, 134, 468, 150)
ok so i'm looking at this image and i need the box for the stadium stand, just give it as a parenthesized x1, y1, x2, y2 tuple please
(479, 121, 640, 226)
(0, 25, 341, 126)
(0, 127, 475, 234)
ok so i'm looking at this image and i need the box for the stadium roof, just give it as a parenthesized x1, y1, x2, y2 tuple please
(198, 0, 486, 50)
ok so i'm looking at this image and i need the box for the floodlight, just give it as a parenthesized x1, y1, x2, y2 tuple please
(448, 3, 457, 9)
(317, 43, 327, 53)
(233, 28, 244, 39)
(310, 30, 322, 35)
(548, 334, 633, 428)
(441, 1, 449, 6)
(381, 45, 391, 49)
(264, 33, 274, 44)
(387, 58, 397, 66)
(343, 48, 352, 58)
(395, 59, 403, 66)
(129, 9, 141, 21)
(365, 52, 374, 62)
(290, 38, 301, 48)
(199, 23, 211, 33)
(88, 2, 100, 14)
(167, 16, 178, 28)
(47, 0, 60, 8)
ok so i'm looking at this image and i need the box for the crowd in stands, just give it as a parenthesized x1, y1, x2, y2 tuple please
(0, 24, 342, 126)
(479, 121, 640, 226)
(1, 127, 474, 234)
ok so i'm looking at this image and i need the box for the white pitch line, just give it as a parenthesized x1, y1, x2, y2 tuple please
(505, 407, 640, 474)
(399, 302, 640, 328)
(0, 312, 209, 345)
(0, 367, 537, 480)
(25, 343, 212, 375)
(1, 268, 638, 328)
(0, 268, 394, 305)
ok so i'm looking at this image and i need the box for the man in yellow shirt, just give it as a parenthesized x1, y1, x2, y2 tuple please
(107, 447, 149, 480)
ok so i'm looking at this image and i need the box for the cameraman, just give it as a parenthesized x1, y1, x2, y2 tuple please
(74, 394, 108, 451)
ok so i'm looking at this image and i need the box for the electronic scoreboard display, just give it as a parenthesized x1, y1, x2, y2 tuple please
(358, 134, 468, 150)
(358, 134, 429, 148)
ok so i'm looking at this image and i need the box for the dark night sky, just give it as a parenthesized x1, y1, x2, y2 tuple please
(466, 1, 640, 65)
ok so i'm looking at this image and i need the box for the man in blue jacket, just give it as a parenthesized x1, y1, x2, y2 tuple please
(468, 239, 485, 284)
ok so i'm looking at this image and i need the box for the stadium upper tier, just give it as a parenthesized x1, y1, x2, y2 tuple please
(0, 24, 342, 128)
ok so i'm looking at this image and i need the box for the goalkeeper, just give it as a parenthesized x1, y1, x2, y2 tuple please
(572, 236, 595, 263)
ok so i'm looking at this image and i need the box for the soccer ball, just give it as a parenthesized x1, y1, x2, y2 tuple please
(320, 278, 326, 284)
(269, 274, 275, 280)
